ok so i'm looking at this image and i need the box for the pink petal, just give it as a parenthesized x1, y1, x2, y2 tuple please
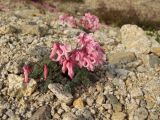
(62, 60, 67, 73)
(66, 62, 74, 79)
(23, 65, 31, 83)
(43, 64, 48, 80)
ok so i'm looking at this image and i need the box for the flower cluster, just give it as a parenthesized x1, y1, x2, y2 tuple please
(59, 14, 77, 28)
(23, 13, 104, 82)
(80, 13, 100, 31)
(50, 33, 105, 79)
(59, 12, 100, 31)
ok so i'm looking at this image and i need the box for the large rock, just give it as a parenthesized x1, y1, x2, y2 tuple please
(120, 24, 152, 54)
(48, 83, 73, 104)
(120, 25, 160, 55)
(85, 0, 160, 27)
(8, 74, 37, 98)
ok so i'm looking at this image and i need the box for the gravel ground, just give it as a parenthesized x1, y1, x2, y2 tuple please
(0, 1, 160, 120)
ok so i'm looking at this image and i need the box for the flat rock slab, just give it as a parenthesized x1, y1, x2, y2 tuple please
(48, 83, 73, 104)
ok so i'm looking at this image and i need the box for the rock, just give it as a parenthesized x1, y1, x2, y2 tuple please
(108, 51, 136, 64)
(142, 54, 160, 68)
(6, 109, 14, 118)
(130, 87, 143, 99)
(8, 115, 21, 120)
(143, 78, 160, 107)
(86, 97, 94, 106)
(54, 113, 60, 119)
(112, 112, 126, 120)
(6, 61, 22, 74)
(149, 111, 159, 120)
(62, 113, 77, 120)
(107, 94, 119, 104)
(73, 98, 84, 109)
(96, 82, 104, 92)
(120, 24, 151, 53)
(29, 105, 51, 120)
(151, 47, 160, 56)
(21, 24, 42, 36)
(112, 103, 123, 112)
(96, 94, 105, 105)
(115, 69, 129, 79)
(0, 25, 17, 35)
(38, 93, 54, 104)
(106, 94, 123, 112)
(8, 74, 37, 98)
(57, 108, 64, 115)
(14, 9, 41, 18)
(48, 83, 73, 104)
(61, 103, 70, 112)
(82, 109, 94, 120)
(133, 107, 148, 120)
(103, 103, 112, 110)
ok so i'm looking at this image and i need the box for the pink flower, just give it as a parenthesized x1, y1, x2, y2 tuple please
(59, 14, 77, 28)
(23, 65, 31, 83)
(43, 64, 48, 80)
(77, 32, 94, 46)
(50, 32, 105, 79)
(80, 13, 100, 31)
(77, 32, 105, 70)
(50, 42, 71, 62)
(62, 58, 75, 79)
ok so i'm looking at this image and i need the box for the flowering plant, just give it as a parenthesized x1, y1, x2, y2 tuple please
(59, 14, 77, 28)
(59, 12, 100, 32)
(80, 13, 100, 32)
(49, 32, 105, 79)
(22, 12, 105, 87)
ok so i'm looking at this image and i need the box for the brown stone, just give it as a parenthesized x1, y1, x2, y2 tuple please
(151, 47, 160, 56)
(73, 98, 84, 109)
(29, 105, 51, 120)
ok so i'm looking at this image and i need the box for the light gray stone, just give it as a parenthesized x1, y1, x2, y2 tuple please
(96, 94, 105, 105)
(130, 87, 143, 98)
(120, 24, 152, 53)
(62, 113, 77, 120)
(142, 54, 160, 68)
(134, 107, 148, 120)
(29, 105, 51, 120)
(48, 83, 73, 104)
